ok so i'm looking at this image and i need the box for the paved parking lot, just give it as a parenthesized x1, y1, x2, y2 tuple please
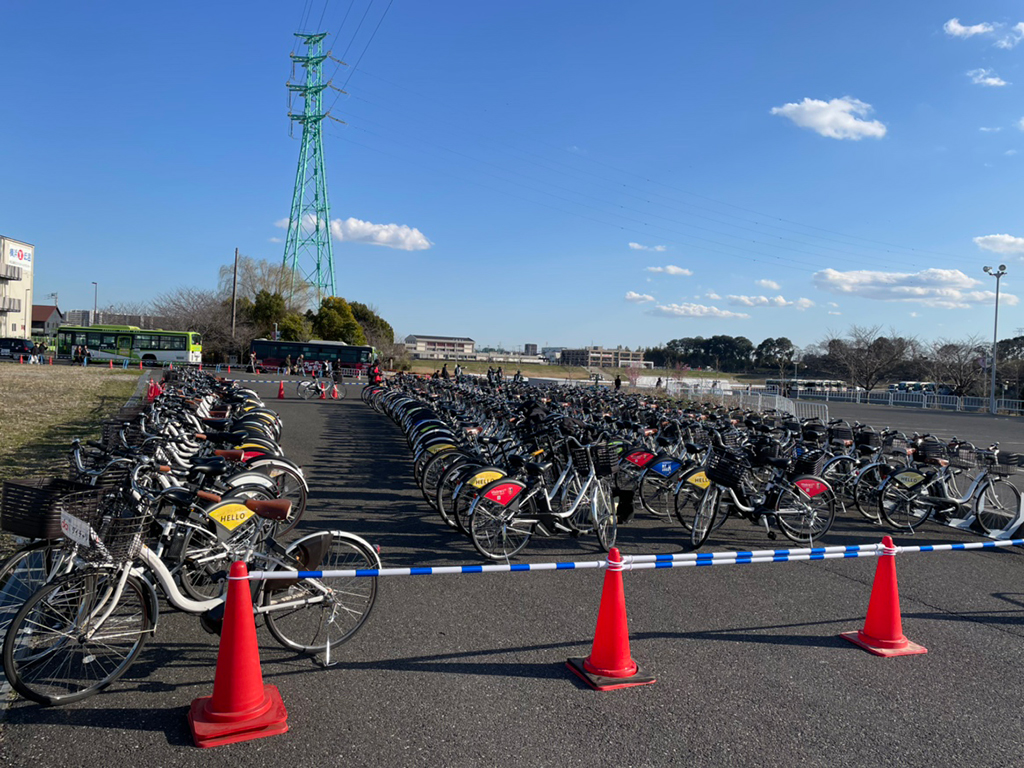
(3, 380, 1024, 767)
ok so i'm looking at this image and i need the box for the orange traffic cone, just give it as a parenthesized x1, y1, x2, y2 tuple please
(227, 365, 231, 373)
(18, 355, 23, 364)
(840, 536, 927, 657)
(188, 561, 288, 748)
(330, 384, 339, 399)
(138, 360, 143, 370)
(109, 359, 113, 369)
(319, 384, 326, 399)
(49, 356, 53, 365)
(277, 381, 285, 399)
(567, 548, 656, 690)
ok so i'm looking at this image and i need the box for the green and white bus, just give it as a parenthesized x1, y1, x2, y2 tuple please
(56, 324, 202, 366)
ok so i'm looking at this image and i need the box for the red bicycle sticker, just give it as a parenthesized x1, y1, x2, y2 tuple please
(625, 451, 655, 467)
(483, 483, 523, 506)
(795, 478, 828, 497)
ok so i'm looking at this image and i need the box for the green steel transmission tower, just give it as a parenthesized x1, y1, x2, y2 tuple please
(283, 32, 338, 304)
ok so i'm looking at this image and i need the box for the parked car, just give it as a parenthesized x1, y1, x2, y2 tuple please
(0, 338, 33, 359)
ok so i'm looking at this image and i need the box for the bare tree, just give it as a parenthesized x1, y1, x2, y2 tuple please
(151, 286, 256, 362)
(929, 336, 987, 396)
(822, 325, 915, 393)
(217, 255, 315, 313)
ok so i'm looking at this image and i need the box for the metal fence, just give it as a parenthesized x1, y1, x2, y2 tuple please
(763, 386, 1024, 416)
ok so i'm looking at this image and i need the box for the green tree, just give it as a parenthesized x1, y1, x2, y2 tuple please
(250, 290, 287, 336)
(313, 296, 367, 344)
(349, 301, 394, 347)
(278, 312, 312, 342)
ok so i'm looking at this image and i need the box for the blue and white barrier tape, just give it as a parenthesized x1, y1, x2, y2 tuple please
(246, 538, 1024, 580)
(222, 378, 365, 385)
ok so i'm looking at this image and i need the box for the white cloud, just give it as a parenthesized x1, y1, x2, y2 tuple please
(629, 242, 667, 252)
(645, 265, 693, 276)
(968, 68, 1009, 87)
(625, 291, 655, 303)
(649, 302, 749, 319)
(813, 267, 1019, 308)
(996, 22, 1024, 49)
(726, 294, 815, 310)
(827, 302, 839, 308)
(980, 126, 1002, 132)
(1018, 117, 1024, 131)
(909, 312, 920, 318)
(770, 96, 887, 140)
(828, 311, 842, 316)
(974, 233, 1024, 255)
(944, 18, 996, 38)
(1007, 149, 1019, 156)
(330, 217, 432, 250)
(276, 215, 432, 250)
(268, 237, 283, 244)
(756, 279, 780, 290)
(706, 292, 722, 300)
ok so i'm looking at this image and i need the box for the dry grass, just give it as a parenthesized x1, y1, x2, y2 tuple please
(0, 364, 143, 479)
(0, 364, 142, 558)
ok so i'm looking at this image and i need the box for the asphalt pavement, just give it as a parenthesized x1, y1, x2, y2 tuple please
(3, 377, 1024, 767)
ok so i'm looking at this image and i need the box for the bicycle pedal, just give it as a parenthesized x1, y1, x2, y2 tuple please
(199, 607, 223, 636)
(767, 531, 777, 540)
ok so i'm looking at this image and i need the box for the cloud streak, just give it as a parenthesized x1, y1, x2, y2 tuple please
(943, 18, 995, 38)
(625, 291, 655, 303)
(968, 68, 1009, 87)
(276, 215, 432, 251)
(974, 233, 1024, 255)
(727, 294, 814, 310)
(649, 302, 749, 319)
(645, 265, 692, 276)
(813, 267, 1018, 308)
(629, 242, 667, 252)
(770, 96, 886, 140)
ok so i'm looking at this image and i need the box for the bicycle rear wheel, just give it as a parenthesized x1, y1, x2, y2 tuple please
(638, 470, 678, 519)
(264, 532, 380, 653)
(974, 478, 1022, 535)
(469, 492, 533, 560)
(3, 569, 153, 706)
(774, 478, 836, 544)
(878, 477, 931, 531)
(592, 478, 617, 551)
(852, 464, 885, 522)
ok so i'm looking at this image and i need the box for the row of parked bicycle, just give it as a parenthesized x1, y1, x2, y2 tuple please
(0, 367, 378, 707)
(362, 377, 1022, 560)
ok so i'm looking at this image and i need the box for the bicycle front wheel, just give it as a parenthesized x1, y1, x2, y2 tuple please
(638, 469, 678, 519)
(974, 478, 1022, 535)
(297, 381, 315, 400)
(852, 464, 885, 522)
(592, 478, 617, 551)
(3, 569, 153, 706)
(264, 532, 379, 653)
(0, 541, 67, 635)
(690, 485, 721, 549)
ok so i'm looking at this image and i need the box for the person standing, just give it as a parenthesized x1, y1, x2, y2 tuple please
(284, 354, 292, 375)
(441, 363, 450, 380)
(615, 375, 622, 390)
(655, 377, 662, 390)
(82, 345, 91, 367)
(454, 363, 462, 382)
(249, 350, 257, 373)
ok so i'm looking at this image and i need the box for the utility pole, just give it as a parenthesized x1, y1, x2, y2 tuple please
(283, 32, 341, 306)
(230, 248, 239, 339)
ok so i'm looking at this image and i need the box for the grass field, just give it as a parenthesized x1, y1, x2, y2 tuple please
(0, 364, 143, 478)
(0, 364, 143, 557)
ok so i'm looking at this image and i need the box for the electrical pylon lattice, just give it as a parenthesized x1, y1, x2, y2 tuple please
(283, 32, 335, 304)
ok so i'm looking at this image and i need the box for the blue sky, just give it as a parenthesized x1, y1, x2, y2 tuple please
(3, 1, 1023, 351)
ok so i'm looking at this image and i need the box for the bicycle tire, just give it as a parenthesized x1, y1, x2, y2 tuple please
(593, 478, 618, 551)
(3, 569, 153, 706)
(247, 461, 307, 532)
(297, 381, 315, 400)
(774, 477, 837, 544)
(0, 541, 67, 636)
(469, 487, 533, 560)
(436, 460, 484, 529)
(264, 531, 380, 653)
(878, 474, 932, 531)
(177, 523, 230, 601)
(673, 467, 711, 532)
(852, 464, 886, 522)
(690, 485, 720, 549)
(638, 468, 679, 519)
(974, 478, 1022, 535)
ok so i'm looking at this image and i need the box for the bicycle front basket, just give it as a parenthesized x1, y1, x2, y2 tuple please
(1, 478, 98, 539)
(705, 450, 749, 489)
(59, 490, 152, 564)
(591, 443, 617, 477)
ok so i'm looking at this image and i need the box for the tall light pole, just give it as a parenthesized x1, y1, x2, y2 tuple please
(983, 265, 1007, 415)
(91, 281, 98, 325)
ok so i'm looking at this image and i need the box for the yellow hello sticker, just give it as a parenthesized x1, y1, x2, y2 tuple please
(688, 471, 710, 489)
(468, 470, 504, 489)
(208, 503, 255, 531)
(895, 471, 924, 487)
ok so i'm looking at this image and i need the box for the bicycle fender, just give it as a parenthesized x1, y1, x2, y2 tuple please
(791, 475, 835, 501)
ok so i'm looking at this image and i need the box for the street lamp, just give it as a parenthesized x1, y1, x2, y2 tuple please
(91, 281, 98, 324)
(983, 265, 1007, 415)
